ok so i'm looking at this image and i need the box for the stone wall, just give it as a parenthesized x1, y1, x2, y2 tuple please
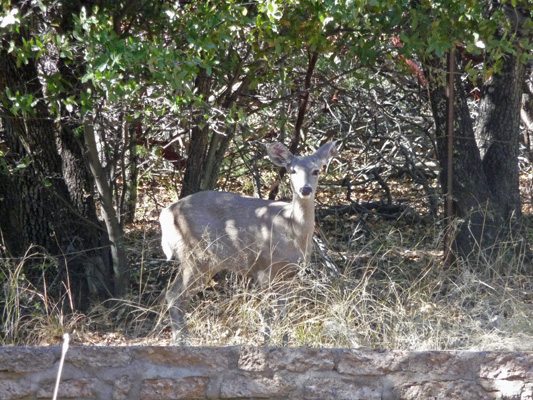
(0, 346, 531, 399)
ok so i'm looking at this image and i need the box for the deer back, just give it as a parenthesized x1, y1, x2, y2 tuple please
(160, 191, 305, 278)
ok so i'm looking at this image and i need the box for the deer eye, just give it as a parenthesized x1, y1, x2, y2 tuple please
(312, 169, 319, 176)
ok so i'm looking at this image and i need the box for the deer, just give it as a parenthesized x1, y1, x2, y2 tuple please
(159, 141, 339, 343)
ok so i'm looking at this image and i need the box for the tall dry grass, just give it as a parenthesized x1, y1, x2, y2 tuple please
(160, 222, 533, 350)
(0, 246, 86, 346)
(1, 218, 532, 349)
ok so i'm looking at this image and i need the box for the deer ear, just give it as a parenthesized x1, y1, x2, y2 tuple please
(266, 142, 294, 167)
(314, 141, 339, 165)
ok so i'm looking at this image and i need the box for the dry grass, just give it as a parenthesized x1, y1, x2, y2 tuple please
(0, 246, 87, 346)
(172, 228, 533, 350)
(2, 209, 533, 350)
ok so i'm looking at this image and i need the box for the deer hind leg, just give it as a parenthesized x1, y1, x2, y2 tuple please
(166, 271, 189, 344)
(165, 260, 203, 344)
(166, 258, 218, 344)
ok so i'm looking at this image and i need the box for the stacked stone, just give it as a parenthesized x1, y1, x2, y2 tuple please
(0, 346, 531, 399)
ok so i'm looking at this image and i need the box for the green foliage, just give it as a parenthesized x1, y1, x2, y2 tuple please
(1, 0, 529, 128)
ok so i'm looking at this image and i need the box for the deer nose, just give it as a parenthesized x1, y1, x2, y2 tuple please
(300, 186, 313, 197)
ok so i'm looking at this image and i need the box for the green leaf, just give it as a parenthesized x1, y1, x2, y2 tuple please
(97, 61, 107, 72)
(81, 72, 93, 83)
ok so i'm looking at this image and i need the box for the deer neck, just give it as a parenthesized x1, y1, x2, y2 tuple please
(290, 196, 315, 260)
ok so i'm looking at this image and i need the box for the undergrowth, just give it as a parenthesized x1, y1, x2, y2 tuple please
(2, 220, 532, 350)
(179, 226, 533, 350)
(0, 246, 86, 346)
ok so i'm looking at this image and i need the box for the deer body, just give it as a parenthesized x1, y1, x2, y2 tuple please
(160, 142, 338, 342)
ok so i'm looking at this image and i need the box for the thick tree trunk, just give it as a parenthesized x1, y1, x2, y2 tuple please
(0, 46, 111, 306)
(423, 1, 530, 262)
(0, 51, 87, 303)
(0, 146, 23, 256)
(423, 48, 526, 261)
(0, 0, 114, 303)
(476, 50, 525, 222)
(424, 56, 495, 258)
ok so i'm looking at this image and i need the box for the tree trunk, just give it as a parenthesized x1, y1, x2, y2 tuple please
(424, 55, 495, 257)
(84, 119, 128, 297)
(476, 50, 524, 222)
(0, 4, 115, 303)
(57, 44, 113, 300)
(0, 150, 23, 256)
(0, 49, 102, 307)
(122, 118, 141, 224)
(423, 46, 526, 261)
(57, 0, 127, 296)
(58, 120, 113, 300)
(202, 124, 238, 191)
(180, 68, 212, 198)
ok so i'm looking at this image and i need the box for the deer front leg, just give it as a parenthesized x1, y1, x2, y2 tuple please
(256, 261, 297, 346)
